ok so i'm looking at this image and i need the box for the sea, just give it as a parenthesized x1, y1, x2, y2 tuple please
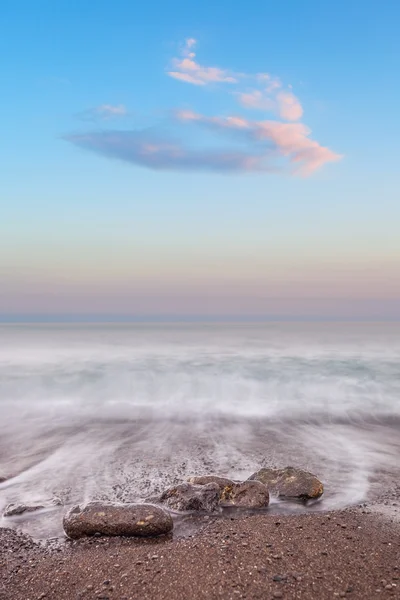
(0, 322, 399, 538)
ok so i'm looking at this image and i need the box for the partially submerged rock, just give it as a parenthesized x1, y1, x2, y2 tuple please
(63, 502, 173, 539)
(155, 482, 220, 512)
(3, 503, 44, 517)
(248, 466, 324, 501)
(219, 481, 269, 508)
(188, 475, 235, 488)
(184, 477, 269, 509)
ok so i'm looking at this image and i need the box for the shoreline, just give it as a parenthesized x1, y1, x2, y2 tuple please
(1, 503, 400, 600)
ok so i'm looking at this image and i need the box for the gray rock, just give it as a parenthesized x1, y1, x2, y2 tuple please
(155, 482, 221, 512)
(248, 466, 324, 500)
(219, 481, 270, 508)
(3, 503, 44, 517)
(63, 502, 173, 539)
(188, 475, 235, 488)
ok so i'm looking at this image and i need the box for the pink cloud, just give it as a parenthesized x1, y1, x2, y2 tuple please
(175, 111, 342, 175)
(254, 120, 340, 175)
(276, 92, 303, 121)
(238, 90, 275, 111)
(167, 39, 239, 86)
(238, 89, 303, 122)
(168, 72, 207, 86)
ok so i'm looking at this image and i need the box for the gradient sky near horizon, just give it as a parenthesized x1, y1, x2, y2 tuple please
(1, 0, 400, 320)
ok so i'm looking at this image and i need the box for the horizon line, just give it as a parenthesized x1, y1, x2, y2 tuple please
(1, 314, 399, 324)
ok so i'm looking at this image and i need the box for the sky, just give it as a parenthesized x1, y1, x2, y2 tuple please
(1, 0, 400, 320)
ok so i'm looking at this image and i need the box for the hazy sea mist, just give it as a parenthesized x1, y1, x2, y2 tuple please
(1, 322, 399, 537)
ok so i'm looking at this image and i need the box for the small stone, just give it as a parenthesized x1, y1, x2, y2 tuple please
(273, 592, 283, 599)
(3, 503, 44, 517)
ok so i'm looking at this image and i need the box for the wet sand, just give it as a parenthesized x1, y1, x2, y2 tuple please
(1, 501, 400, 600)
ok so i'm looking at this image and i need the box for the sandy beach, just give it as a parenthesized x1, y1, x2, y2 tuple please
(1, 501, 400, 600)
(2, 466, 400, 600)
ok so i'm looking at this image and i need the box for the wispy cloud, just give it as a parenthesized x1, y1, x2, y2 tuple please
(167, 38, 239, 86)
(64, 130, 269, 173)
(76, 104, 128, 121)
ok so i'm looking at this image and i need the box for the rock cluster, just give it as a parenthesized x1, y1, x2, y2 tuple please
(63, 502, 173, 539)
(153, 466, 323, 514)
(154, 477, 271, 512)
(4, 465, 323, 540)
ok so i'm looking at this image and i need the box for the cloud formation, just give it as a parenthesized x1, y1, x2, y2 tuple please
(167, 38, 238, 85)
(66, 38, 341, 176)
(65, 108, 341, 176)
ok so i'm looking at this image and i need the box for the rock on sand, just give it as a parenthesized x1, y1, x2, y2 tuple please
(176, 477, 269, 509)
(188, 475, 236, 488)
(155, 482, 221, 512)
(219, 481, 270, 508)
(248, 466, 324, 500)
(63, 502, 173, 539)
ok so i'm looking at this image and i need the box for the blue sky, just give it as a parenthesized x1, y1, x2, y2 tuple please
(1, 0, 399, 319)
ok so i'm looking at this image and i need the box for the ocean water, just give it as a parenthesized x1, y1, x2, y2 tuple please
(0, 322, 399, 538)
